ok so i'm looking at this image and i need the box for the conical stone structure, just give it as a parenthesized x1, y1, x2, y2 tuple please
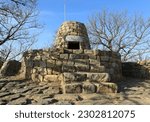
(55, 21, 91, 50)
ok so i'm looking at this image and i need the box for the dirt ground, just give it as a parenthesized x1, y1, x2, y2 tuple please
(0, 78, 150, 105)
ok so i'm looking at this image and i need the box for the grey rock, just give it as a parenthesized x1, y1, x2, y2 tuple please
(2, 94, 22, 101)
(35, 98, 58, 105)
(7, 98, 29, 105)
(0, 92, 12, 98)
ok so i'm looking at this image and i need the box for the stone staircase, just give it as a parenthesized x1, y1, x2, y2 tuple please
(23, 49, 120, 94)
(60, 52, 118, 94)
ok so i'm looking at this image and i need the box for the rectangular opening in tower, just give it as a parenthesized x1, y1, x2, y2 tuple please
(68, 42, 80, 49)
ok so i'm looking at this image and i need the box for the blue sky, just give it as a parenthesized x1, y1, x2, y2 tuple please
(34, 0, 150, 49)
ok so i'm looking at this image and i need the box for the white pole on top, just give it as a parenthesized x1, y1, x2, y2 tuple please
(64, 0, 66, 21)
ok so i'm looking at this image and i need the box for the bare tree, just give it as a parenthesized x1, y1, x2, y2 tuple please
(0, 0, 41, 61)
(87, 10, 150, 61)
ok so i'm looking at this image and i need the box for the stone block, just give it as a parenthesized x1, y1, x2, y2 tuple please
(87, 73, 110, 82)
(75, 64, 90, 72)
(46, 60, 55, 68)
(63, 73, 87, 83)
(90, 66, 105, 73)
(44, 75, 59, 82)
(31, 74, 39, 82)
(38, 75, 43, 82)
(83, 82, 97, 93)
(84, 49, 93, 55)
(74, 59, 89, 65)
(32, 68, 37, 74)
(65, 84, 82, 93)
(60, 54, 69, 59)
(52, 70, 61, 75)
(67, 60, 74, 66)
(73, 49, 84, 54)
(89, 59, 100, 65)
(64, 49, 73, 54)
(70, 54, 89, 59)
(56, 60, 63, 66)
(47, 68, 52, 75)
(62, 65, 76, 72)
(97, 82, 118, 93)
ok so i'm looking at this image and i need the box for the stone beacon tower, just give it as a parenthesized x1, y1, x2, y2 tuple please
(55, 21, 91, 50)
(21, 21, 122, 94)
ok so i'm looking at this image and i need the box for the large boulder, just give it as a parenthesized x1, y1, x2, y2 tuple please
(0, 60, 21, 77)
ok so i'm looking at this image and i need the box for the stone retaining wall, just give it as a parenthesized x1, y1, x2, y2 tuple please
(23, 48, 122, 82)
(21, 48, 122, 94)
(122, 60, 150, 79)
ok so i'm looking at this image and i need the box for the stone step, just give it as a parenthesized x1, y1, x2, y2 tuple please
(63, 72, 110, 84)
(62, 64, 106, 73)
(64, 82, 117, 94)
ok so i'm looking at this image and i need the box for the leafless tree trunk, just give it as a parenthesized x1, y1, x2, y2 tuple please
(0, 0, 41, 61)
(87, 10, 150, 61)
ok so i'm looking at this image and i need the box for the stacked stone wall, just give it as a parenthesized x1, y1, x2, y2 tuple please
(22, 48, 122, 94)
(122, 60, 150, 79)
(23, 49, 122, 82)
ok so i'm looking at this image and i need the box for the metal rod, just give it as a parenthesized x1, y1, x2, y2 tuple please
(64, 0, 66, 21)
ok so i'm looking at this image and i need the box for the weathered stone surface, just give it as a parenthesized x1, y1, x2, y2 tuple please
(31, 74, 39, 82)
(62, 65, 76, 72)
(7, 98, 31, 105)
(97, 83, 118, 93)
(75, 63, 90, 72)
(0, 78, 150, 105)
(43, 75, 59, 82)
(63, 73, 87, 83)
(83, 82, 97, 93)
(12, 87, 32, 94)
(122, 61, 150, 79)
(70, 54, 89, 59)
(54, 94, 83, 101)
(43, 86, 62, 94)
(2, 94, 22, 101)
(73, 49, 84, 54)
(22, 48, 122, 85)
(90, 66, 105, 73)
(87, 73, 110, 82)
(35, 98, 58, 105)
(60, 54, 69, 59)
(0, 92, 12, 97)
(55, 21, 90, 50)
(0, 100, 7, 105)
(65, 84, 82, 93)
(0, 60, 21, 77)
